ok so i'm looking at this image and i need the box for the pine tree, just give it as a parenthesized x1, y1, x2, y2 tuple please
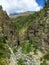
(45, 0, 49, 8)
(0, 5, 2, 10)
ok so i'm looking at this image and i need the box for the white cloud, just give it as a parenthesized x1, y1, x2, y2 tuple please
(0, 0, 41, 14)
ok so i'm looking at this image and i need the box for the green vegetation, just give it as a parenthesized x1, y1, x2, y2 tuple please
(12, 16, 29, 30)
(12, 46, 18, 53)
(21, 41, 32, 54)
(29, 39, 38, 48)
(12, 10, 43, 31)
(27, 54, 33, 58)
(45, 0, 49, 8)
(0, 37, 10, 65)
(21, 39, 38, 54)
(17, 58, 27, 65)
(29, 39, 38, 54)
(12, 7, 47, 31)
(43, 52, 49, 60)
(40, 60, 48, 65)
(0, 58, 8, 65)
(0, 5, 2, 10)
(0, 1, 49, 65)
(40, 52, 49, 65)
(0, 37, 10, 58)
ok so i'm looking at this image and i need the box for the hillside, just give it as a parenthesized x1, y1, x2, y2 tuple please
(12, 6, 49, 51)
(10, 11, 33, 18)
(0, 1, 49, 65)
(0, 6, 18, 65)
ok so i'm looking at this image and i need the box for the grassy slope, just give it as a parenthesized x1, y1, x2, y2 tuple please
(12, 8, 46, 31)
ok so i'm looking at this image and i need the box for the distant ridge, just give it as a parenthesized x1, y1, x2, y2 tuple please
(10, 11, 33, 18)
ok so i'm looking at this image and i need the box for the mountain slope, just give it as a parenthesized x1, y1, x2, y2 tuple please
(0, 1, 49, 65)
(11, 4, 49, 51)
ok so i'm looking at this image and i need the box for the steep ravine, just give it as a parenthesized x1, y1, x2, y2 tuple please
(0, 4, 49, 65)
(12, 7, 49, 51)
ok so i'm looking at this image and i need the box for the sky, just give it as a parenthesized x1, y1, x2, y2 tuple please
(0, 0, 44, 15)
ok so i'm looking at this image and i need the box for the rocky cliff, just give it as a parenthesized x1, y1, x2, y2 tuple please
(0, 9, 18, 47)
(12, 5, 49, 51)
(0, 3, 49, 51)
(0, 2, 49, 65)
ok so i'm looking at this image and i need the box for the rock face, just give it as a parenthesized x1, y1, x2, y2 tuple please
(27, 8, 49, 51)
(0, 5, 49, 51)
(0, 10, 18, 46)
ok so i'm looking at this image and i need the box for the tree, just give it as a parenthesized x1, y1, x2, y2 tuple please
(17, 58, 27, 65)
(0, 5, 2, 10)
(43, 52, 49, 60)
(40, 60, 48, 65)
(44, 0, 49, 8)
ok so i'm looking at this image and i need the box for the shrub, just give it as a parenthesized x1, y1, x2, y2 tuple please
(0, 58, 8, 65)
(43, 52, 49, 60)
(21, 41, 32, 54)
(40, 60, 48, 65)
(17, 58, 27, 65)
